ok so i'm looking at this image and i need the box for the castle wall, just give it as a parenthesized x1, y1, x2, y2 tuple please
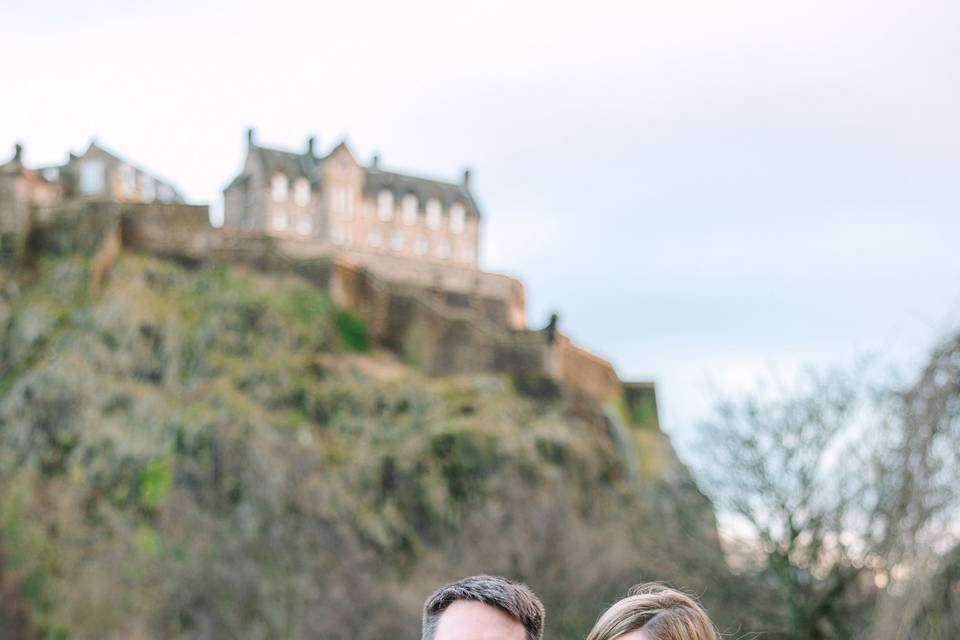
(0, 174, 31, 259)
(551, 334, 623, 403)
(14, 199, 656, 416)
(30, 200, 122, 254)
(120, 203, 214, 262)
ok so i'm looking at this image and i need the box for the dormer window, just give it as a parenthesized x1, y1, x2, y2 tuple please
(426, 198, 442, 230)
(294, 178, 310, 206)
(139, 174, 156, 202)
(450, 203, 465, 234)
(78, 160, 105, 195)
(271, 174, 288, 203)
(378, 189, 394, 221)
(119, 164, 136, 197)
(402, 194, 418, 225)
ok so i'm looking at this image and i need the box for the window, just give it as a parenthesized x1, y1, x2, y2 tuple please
(119, 164, 135, 197)
(294, 178, 310, 207)
(390, 232, 405, 251)
(296, 217, 313, 235)
(78, 160, 105, 195)
(367, 229, 383, 247)
(332, 227, 348, 246)
(402, 194, 418, 225)
(139, 174, 156, 202)
(437, 238, 451, 259)
(271, 174, 288, 203)
(461, 245, 476, 263)
(378, 189, 394, 221)
(272, 211, 288, 231)
(426, 198, 442, 229)
(414, 235, 429, 255)
(332, 187, 353, 218)
(450, 203, 465, 234)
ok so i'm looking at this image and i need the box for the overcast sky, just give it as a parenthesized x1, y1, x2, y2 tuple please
(3, 0, 959, 451)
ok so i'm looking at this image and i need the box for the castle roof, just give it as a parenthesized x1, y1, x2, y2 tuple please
(250, 144, 321, 185)
(232, 135, 481, 216)
(363, 168, 480, 217)
(69, 139, 186, 202)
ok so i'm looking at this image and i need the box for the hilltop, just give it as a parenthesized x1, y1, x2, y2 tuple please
(0, 251, 727, 639)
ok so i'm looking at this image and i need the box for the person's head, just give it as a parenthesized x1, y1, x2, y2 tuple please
(421, 574, 545, 640)
(586, 584, 717, 640)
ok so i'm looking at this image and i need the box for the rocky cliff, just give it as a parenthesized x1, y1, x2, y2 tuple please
(0, 253, 727, 639)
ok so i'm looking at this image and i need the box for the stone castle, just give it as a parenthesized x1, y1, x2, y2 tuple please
(0, 134, 659, 422)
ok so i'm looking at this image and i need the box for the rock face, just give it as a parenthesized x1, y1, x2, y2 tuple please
(0, 254, 727, 639)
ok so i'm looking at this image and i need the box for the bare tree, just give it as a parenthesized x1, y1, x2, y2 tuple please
(868, 331, 960, 640)
(695, 336, 960, 640)
(694, 368, 884, 639)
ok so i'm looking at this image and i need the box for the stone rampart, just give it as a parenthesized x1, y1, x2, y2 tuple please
(13, 200, 657, 420)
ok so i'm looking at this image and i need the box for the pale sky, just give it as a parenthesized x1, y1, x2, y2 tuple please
(3, 0, 959, 451)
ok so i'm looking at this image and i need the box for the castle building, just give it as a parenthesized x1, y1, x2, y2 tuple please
(223, 129, 481, 269)
(0, 144, 61, 243)
(0, 140, 184, 257)
(61, 141, 182, 205)
(1, 132, 655, 408)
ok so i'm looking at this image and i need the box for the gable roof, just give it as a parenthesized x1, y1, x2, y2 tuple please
(233, 134, 482, 216)
(363, 167, 481, 217)
(81, 140, 123, 163)
(251, 144, 321, 185)
(71, 139, 185, 202)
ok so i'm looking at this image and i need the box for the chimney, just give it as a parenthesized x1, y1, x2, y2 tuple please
(306, 135, 318, 157)
(371, 153, 380, 170)
(462, 168, 472, 189)
(13, 142, 23, 163)
(246, 127, 255, 148)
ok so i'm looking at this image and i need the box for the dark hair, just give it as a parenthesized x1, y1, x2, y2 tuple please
(421, 574, 545, 640)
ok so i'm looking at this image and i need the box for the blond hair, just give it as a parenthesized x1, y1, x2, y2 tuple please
(586, 584, 717, 640)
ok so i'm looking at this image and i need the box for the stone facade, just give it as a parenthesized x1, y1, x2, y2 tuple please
(223, 129, 481, 269)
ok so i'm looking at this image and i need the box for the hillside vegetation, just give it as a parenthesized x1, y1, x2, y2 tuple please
(0, 254, 729, 639)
